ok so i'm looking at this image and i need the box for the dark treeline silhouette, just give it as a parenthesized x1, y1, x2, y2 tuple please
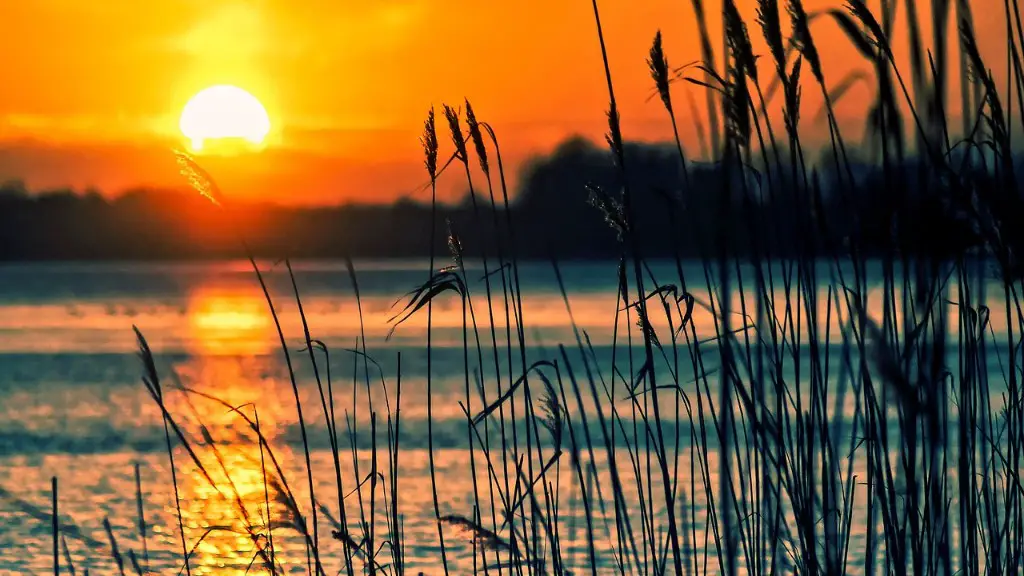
(0, 136, 1010, 261)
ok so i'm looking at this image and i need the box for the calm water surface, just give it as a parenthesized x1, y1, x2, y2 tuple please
(0, 260, 1010, 574)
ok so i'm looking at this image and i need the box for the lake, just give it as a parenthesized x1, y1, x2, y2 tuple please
(0, 259, 1012, 574)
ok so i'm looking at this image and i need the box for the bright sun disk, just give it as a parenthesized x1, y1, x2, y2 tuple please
(179, 85, 270, 152)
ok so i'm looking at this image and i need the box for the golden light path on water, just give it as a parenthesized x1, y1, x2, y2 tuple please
(186, 286, 275, 356)
(173, 287, 295, 574)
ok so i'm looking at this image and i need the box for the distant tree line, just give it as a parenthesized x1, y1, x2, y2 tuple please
(0, 136, 1012, 261)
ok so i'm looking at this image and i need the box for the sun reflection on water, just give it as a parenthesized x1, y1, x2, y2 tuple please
(187, 287, 274, 355)
(172, 284, 308, 572)
(170, 355, 312, 574)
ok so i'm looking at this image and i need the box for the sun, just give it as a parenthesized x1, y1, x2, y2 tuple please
(179, 85, 270, 152)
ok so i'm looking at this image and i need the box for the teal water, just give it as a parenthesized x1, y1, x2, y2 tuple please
(0, 259, 1011, 574)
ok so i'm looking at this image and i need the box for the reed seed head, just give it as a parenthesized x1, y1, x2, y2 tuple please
(605, 104, 624, 160)
(725, 64, 753, 150)
(420, 107, 439, 183)
(586, 183, 627, 240)
(784, 56, 804, 138)
(446, 217, 464, 269)
(845, 0, 889, 58)
(440, 515, 511, 552)
(464, 99, 490, 174)
(648, 31, 673, 113)
(175, 151, 224, 207)
(787, 0, 823, 83)
(756, 0, 786, 75)
(540, 377, 563, 449)
(635, 304, 660, 348)
(443, 104, 468, 162)
(724, 0, 758, 83)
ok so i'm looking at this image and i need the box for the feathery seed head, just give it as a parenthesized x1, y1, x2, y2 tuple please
(634, 304, 660, 348)
(788, 0, 823, 83)
(443, 104, 468, 162)
(724, 0, 758, 82)
(586, 183, 628, 240)
(540, 378, 563, 449)
(725, 64, 753, 150)
(757, 0, 786, 75)
(784, 56, 804, 137)
(446, 217, 464, 269)
(175, 151, 224, 206)
(440, 515, 511, 552)
(845, 0, 890, 58)
(421, 108, 439, 182)
(605, 105, 624, 160)
(647, 31, 673, 113)
(464, 100, 490, 174)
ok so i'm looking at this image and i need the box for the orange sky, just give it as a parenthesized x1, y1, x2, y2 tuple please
(0, 0, 1013, 204)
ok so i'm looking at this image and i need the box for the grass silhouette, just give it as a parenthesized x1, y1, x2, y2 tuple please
(42, 0, 1024, 574)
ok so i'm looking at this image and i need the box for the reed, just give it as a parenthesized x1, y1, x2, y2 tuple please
(41, 0, 1024, 574)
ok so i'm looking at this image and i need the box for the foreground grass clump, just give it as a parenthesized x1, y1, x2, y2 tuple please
(46, 0, 1024, 574)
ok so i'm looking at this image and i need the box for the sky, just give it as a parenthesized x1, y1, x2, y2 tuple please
(0, 0, 1013, 204)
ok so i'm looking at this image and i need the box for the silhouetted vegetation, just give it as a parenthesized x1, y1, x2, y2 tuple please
(33, 0, 1024, 574)
(1, 140, 1017, 261)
